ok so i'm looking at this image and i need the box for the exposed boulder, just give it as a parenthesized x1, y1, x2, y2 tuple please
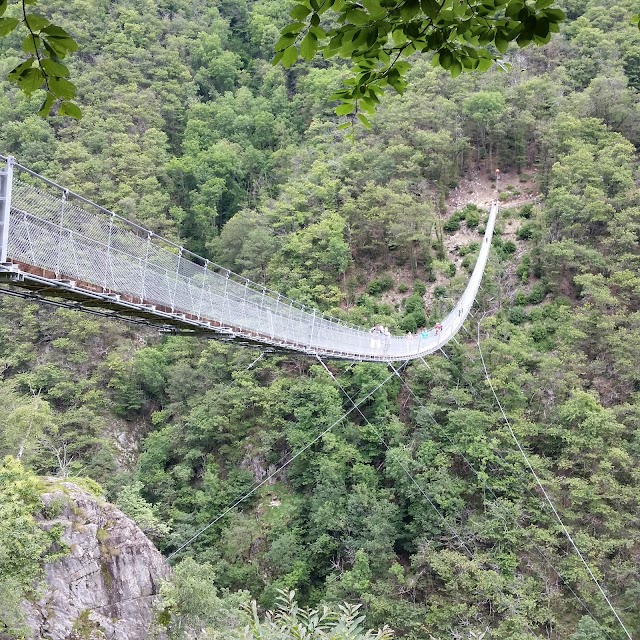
(23, 480, 170, 640)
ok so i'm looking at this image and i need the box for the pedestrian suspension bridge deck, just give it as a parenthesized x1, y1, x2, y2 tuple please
(0, 155, 497, 362)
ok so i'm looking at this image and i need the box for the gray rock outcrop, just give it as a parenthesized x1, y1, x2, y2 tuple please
(23, 480, 170, 640)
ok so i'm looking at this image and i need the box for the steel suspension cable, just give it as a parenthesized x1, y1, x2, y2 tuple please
(385, 359, 611, 639)
(475, 325, 634, 640)
(167, 367, 399, 561)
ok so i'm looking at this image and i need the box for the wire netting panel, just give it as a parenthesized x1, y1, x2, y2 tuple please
(4, 163, 498, 360)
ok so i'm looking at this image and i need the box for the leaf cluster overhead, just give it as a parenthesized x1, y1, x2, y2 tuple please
(0, 0, 80, 117)
(274, 0, 566, 122)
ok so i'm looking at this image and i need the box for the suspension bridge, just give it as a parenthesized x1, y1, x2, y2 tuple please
(1, 154, 634, 638)
(0, 155, 497, 362)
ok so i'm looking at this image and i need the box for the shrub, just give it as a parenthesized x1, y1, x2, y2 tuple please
(530, 323, 548, 343)
(465, 209, 480, 228)
(508, 307, 528, 325)
(520, 204, 533, 218)
(397, 283, 408, 293)
(434, 286, 447, 299)
(413, 280, 426, 296)
(502, 240, 516, 255)
(399, 314, 418, 332)
(404, 294, 424, 314)
(517, 222, 536, 240)
(367, 274, 394, 296)
(443, 217, 460, 233)
(528, 283, 546, 305)
(514, 291, 528, 306)
(516, 255, 531, 281)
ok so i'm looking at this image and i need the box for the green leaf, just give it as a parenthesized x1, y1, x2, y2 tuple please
(282, 21, 306, 34)
(494, 36, 508, 53)
(25, 14, 50, 31)
(17, 67, 45, 94)
(439, 49, 453, 69)
(48, 76, 77, 99)
(450, 60, 462, 76)
(336, 102, 355, 116)
(357, 113, 372, 128)
(505, 1, 525, 18)
(0, 16, 19, 36)
(309, 25, 326, 38)
(300, 32, 318, 60)
(420, 0, 439, 18)
(0, 0, 8, 18)
(543, 8, 565, 21)
(346, 8, 370, 24)
(477, 57, 494, 71)
(290, 4, 312, 19)
(40, 58, 70, 78)
(58, 101, 82, 119)
(275, 32, 298, 51)
(42, 33, 78, 58)
(272, 50, 285, 65)
(38, 93, 55, 117)
(21, 34, 41, 54)
(337, 122, 352, 129)
(8, 57, 35, 81)
(41, 25, 73, 38)
(281, 45, 299, 68)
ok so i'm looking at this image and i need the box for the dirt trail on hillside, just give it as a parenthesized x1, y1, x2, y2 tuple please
(445, 169, 541, 214)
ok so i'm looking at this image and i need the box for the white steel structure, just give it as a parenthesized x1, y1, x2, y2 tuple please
(0, 155, 498, 362)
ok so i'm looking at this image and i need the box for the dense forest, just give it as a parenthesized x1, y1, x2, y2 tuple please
(1, 0, 640, 637)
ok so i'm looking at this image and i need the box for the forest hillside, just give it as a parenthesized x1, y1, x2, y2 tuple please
(0, 0, 639, 637)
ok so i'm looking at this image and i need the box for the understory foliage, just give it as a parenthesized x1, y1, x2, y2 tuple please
(0, 457, 67, 636)
(0, 0, 639, 638)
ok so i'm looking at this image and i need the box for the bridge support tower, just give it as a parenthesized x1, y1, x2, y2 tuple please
(0, 156, 14, 264)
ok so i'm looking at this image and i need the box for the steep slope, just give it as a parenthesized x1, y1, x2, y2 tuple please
(23, 480, 170, 640)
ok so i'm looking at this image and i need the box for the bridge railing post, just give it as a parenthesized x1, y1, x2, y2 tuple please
(0, 156, 14, 264)
(171, 247, 183, 313)
(196, 259, 209, 319)
(55, 190, 68, 277)
(141, 232, 152, 303)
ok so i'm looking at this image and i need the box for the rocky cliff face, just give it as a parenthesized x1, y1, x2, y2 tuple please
(23, 480, 170, 640)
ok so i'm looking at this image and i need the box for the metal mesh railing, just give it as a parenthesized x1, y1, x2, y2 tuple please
(1, 156, 498, 361)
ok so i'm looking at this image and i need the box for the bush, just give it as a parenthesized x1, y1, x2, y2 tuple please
(443, 217, 461, 233)
(502, 240, 516, 255)
(465, 209, 480, 228)
(399, 312, 424, 332)
(434, 286, 447, 299)
(508, 307, 528, 325)
(530, 322, 547, 342)
(404, 294, 424, 314)
(517, 222, 536, 240)
(236, 590, 394, 640)
(367, 274, 394, 296)
(528, 283, 546, 305)
(397, 283, 408, 293)
(413, 280, 426, 296)
(514, 291, 528, 306)
(516, 255, 531, 281)
(519, 204, 533, 218)
(448, 262, 456, 276)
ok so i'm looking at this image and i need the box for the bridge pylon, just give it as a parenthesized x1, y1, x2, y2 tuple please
(0, 156, 14, 264)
